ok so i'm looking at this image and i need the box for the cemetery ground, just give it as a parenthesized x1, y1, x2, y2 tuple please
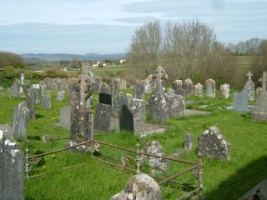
(1, 89, 267, 200)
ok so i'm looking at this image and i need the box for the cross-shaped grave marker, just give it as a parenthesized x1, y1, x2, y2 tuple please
(246, 71, 253, 81)
(260, 71, 267, 92)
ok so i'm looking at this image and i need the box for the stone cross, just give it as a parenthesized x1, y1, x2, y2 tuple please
(260, 71, 267, 92)
(20, 73, 24, 85)
(246, 71, 253, 81)
(156, 66, 163, 93)
(79, 64, 92, 106)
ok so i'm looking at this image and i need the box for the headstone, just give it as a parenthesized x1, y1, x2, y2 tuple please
(111, 173, 162, 200)
(195, 83, 203, 97)
(197, 126, 230, 161)
(184, 133, 193, 151)
(172, 80, 183, 94)
(91, 76, 102, 93)
(20, 73, 24, 92)
(243, 71, 255, 101)
(119, 105, 134, 132)
(60, 106, 71, 129)
(23, 85, 35, 120)
(32, 86, 42, 104)
(238, 180, 267, 200)
(12, 102, 29, 139)
(11, 81, 20, 98)
(56, 90, 66, 101)
(148, 93, 169, 123)
(183, 78, 194, 97)
(100, 82, 112, 95)
(251, 71, 267, 121)
(175, 88, 186, 97)
(141, 140, 169, 174)
(135, 81, 145, 99)
(99, 93, 112, 105)
(41, 93, 51, 109)
(0, 124, 13, 141)
(205, 79, 216, 98)
(152, 66, 168, 94)
(220, 83, 230, 99)
(128, 97, 146, 122)
(94, 103, 112, 132)
(0, 135, 24, 200)
(167, 94, 185, 118)
(233, 91, 249, 112)
(114, 93, 128, 118)
(111, 78, 120, 95)
(119, 79, 127, 90)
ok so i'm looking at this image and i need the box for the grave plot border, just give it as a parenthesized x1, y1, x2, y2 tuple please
(25, 139, 203, 199)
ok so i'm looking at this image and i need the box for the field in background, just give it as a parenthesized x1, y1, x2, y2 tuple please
(1, 88, 267, 199)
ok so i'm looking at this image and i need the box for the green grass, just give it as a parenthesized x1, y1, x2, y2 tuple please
(1, 89, 267, 200)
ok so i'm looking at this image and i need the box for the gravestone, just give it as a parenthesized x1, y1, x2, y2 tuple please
(56, 90, 66, 101)
(11, 81, 20, 98)
(220, 83, 230, 99)
(184, 133, 193, 151)
(195, 83, 203, 97)
(119, 105, 134, 132)
(12, 102, 29, 139)
(111, 173, 162, 200)
(172, 80, 183, 93)
(197, 126, 230, 161)
(32, 84, 42, 104)
(41, 93, 51, 109)
(135, 80, 145, 99)
(111, 78, 120, 96)
(91, 76, 102, 93)
(141, 140, 169, 174)
(99, 93, 112, 105)
(167, 94, 185, 118)
(233, 91, 249, 112)
(0, 124, 13, 141)
(100, 82, 112, 95)
(183, 78, 194, 97)
(0, 135, 24, 200)
(148, 93, 169, 123)
(20, 73, 24, 93)
(243, 71, 255, 101)
(23, 85, 35, 120)
(94, 103, 112, 132)
(60, 106, 71, 129)
(251, 71, 267, 121)
(238, 180, 267, 200)
(119, 79, 127, 90)
(205, 79, 216, 98)
(114, 93, 128, 118)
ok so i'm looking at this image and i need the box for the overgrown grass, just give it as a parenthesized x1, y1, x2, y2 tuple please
(0, 88, 267, 200)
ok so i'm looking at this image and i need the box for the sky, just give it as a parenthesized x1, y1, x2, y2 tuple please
(0, 0, 266, 54)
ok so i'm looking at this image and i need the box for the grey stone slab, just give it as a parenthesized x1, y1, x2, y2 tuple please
(94, 103, 112, 132)
(12, 102, 29, 139)
(60, 106, 71, 129)
(233, 91, 249, 112)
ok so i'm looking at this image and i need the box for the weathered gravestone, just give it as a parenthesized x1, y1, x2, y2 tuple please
(91, 76, 102, 93)
(141, 140, 169, 174)
(233, 91, 249, 112)
(100, 82, 112, 95)
(167, 93, 185, 118)
(0, 134, 24, 200)
(183, 78, 194, 97)
(184, 133, 193, 151)
(94, 103, 112, 132)
(220, 83, 230, 99)
(198, 126, 230, 161)
(111, 78, 120, 96)
(41, 93, 51, 109)
(60, 106, 71, 129)
(32, 84, 42, 104)
(11, 81, 20, 98)
(0, 124, 13, 141)
(243, 71, 255, 101)
(23, 85, 35, 120)
(205, 79, 216, 98)
(195, 83, 203, 97)
(238, 180, 267, 200)
(111, 173, 162, 200)
(172, 80, 183, 94)
(56, 90, 66, 101)
(119, 79, 127, 90)
(12, 102, 29, 139)
(135, 80, 145, 99)
(119, 105, 134, 132)
(251, 71, 267, 121)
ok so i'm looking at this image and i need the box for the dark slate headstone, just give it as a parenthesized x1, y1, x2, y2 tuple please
(119, 105, 134, 132)
(12, 102, 29, 139)
(94, 103, 112, 132)
(0, 135, 24, 200)
(99, 93, 112, 105)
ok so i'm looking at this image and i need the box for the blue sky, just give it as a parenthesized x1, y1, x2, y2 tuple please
(0, 0, 266, 54)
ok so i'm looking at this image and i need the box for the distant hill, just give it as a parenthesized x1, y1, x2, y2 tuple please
(20, 53, 127, 61)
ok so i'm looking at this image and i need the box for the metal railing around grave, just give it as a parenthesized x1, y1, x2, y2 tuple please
(25, 139, 203, 199)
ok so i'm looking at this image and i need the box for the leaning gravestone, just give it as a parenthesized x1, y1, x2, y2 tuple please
(205, 79, 216, 98)
(12, 102, 29, 139)
(94, 103, 112, 132)
(198, 126, 230, 161)
(111, 173, 162, 200)
(251, 71, 267, 121)
(243, 71, 255, 101)
(141, 140, 169, 174)
(119, 105, 134, 132)
(41, 93, 51, 109)
(220, 83, 230, 99)
(0, 134, 24, 200)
